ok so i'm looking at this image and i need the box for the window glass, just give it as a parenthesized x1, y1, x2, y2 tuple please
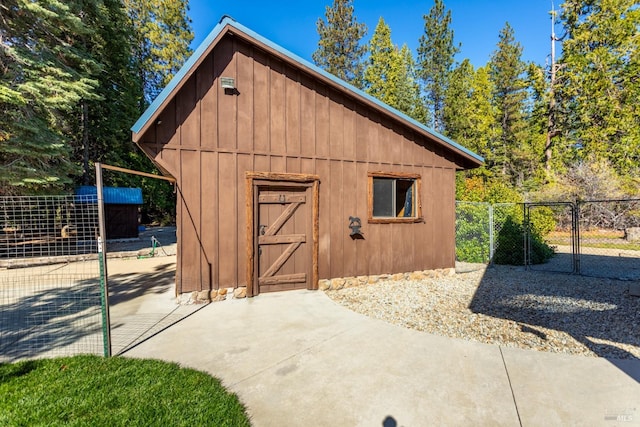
(373, 178, 394, 217)
(372, 177, 417, 218)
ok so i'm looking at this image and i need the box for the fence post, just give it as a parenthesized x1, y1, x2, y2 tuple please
(95, 163, 112, 357)
(489, 203, 494, 262)
(523, 203, 529, 269)
(574, 201, 581, 274)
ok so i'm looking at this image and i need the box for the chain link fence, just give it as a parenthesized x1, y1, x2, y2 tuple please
(456, 199, 640, 280)
(525, 202, 577, 274)
(577, 199, 640, 280)
(455, 202, 522, 265)
(0, 195, 104, 362)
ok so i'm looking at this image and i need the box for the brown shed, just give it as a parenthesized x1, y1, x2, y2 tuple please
(131, 17, 483, 297)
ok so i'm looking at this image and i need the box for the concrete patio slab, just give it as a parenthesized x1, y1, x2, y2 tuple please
(123, 290, 640, 426)
(502, 346, 640, 426)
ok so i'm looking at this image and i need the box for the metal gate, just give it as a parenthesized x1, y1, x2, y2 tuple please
(457, 199, 640, 280)
(577, 199, 640, 280)
(525, 202, 579, 274)
(0, 195, 102, 362)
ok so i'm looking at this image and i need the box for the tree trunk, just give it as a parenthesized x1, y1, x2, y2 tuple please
(82, 101, 90, 185)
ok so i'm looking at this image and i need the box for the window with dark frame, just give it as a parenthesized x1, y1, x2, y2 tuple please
(368, 173, 422, 222)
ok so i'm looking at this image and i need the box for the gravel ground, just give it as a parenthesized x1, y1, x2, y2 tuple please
(325, 264, 640, 360)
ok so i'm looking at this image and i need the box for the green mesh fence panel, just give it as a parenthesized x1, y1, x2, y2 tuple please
(0, 196, 102, 362)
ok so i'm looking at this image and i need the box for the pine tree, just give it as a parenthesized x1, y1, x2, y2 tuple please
(395, 44, 427, 123)
(417, 0, 459, 131)
(444, 61, 496, 177)
(556, 0, 640, 174)
(124, 0, 193, 107)
(525, 62, 551, 186)
(312, 0, 367, 88)
(114, 0, 193, 222)
(467, 66, 497, 161)
(443, 59, 474, 142)
(72, 0, 142, 184)
(0, 0, 101, 193)
(544, 4, 561, 173)
(488, 23, 532, 187)
(363, 19, 424, 121)
(364, 18, 396, 105)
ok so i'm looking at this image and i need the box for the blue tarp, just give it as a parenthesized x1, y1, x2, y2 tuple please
(75, 186, 143, 205)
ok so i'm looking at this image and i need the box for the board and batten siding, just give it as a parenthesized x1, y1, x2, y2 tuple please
(138, 35, 457, 293)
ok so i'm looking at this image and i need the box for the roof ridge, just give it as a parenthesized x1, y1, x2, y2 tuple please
(131, 16, 483, 166)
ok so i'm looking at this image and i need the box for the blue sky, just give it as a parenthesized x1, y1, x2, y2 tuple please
(188, 0, 558, 69)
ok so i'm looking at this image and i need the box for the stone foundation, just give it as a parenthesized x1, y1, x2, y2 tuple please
(175, 268, 455, 303)
(318, 268, 456, 291)
(176, 286, 247, 304)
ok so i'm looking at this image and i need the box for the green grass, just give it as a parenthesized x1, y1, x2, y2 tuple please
(0, 355, 251, 427)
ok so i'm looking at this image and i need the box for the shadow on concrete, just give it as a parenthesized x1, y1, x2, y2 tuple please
(0, 253, 203, 362)
(108, 262, 176, 306)
(112, 303, 207, 356)
(383, 415, 398, 426)
(105, 259, 207, 356)
(469, 257, 640, 381)
(608, 358, 640, 383)
(106, 259, 207, 356)
(0, 276, 103, 362)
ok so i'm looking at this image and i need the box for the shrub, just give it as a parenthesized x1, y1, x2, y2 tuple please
(455, 203, 490, 263)
(492, 216, 555, 265)
(456, 202, 556, 264)
(455, 176, 557, 264)
(529, 206, 556, 236)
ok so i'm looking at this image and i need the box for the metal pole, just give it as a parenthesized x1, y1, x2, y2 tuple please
(524, 203, 529, 269)
(489, 204, 494, 262)
(95, 162, 112, 357)
(574, 201, 581, 274)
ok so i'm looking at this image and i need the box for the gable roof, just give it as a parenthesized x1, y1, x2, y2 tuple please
(131, 16, 483, 168)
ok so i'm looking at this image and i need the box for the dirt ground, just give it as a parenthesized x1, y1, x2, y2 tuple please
(106, 226, 177, 256)
(532, 244, 640, 280)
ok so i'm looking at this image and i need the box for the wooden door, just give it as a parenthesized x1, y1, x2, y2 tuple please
(256, 184, 312, 293)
